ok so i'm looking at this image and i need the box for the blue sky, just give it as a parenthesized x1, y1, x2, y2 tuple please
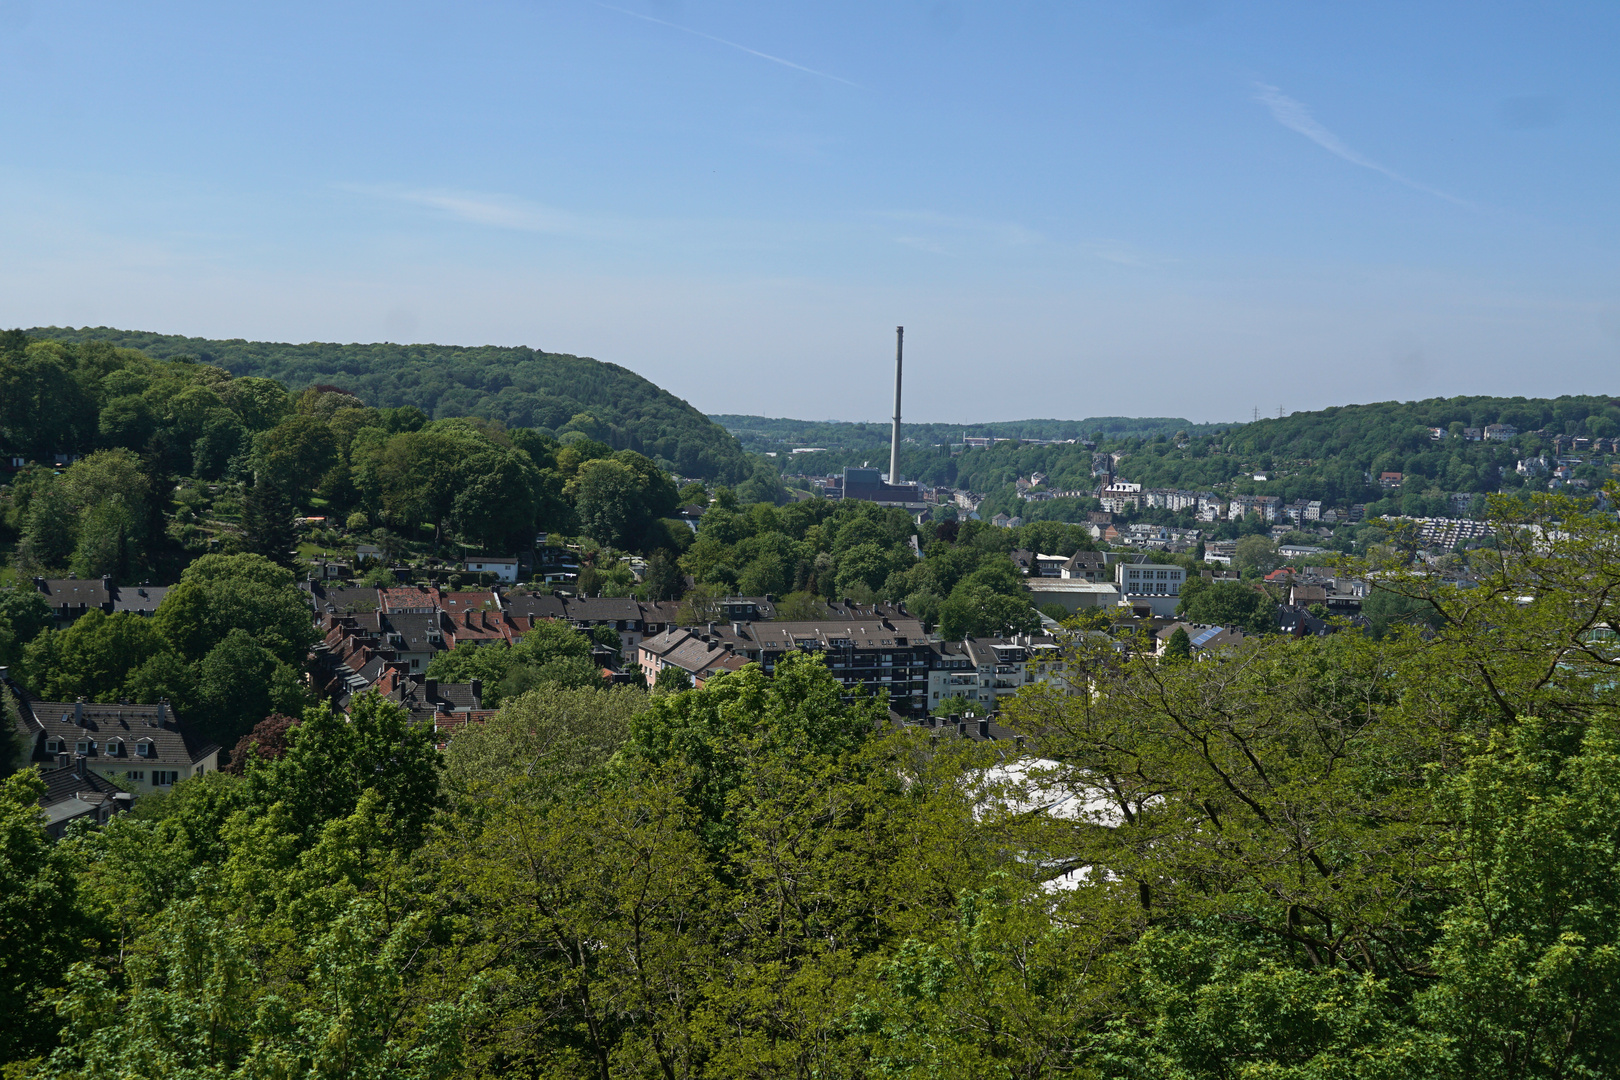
(2, 1, 1617, 423)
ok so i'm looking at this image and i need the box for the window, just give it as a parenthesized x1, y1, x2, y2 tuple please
(76, 740, 92, 755)
(153, 771, 180, 786)
(126, 771, 145, 782)
(108, 739, 124, 756)
(46, 739, 62, 754)
(137, 741, 154, 758)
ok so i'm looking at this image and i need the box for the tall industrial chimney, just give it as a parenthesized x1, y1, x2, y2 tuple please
(889, 326, 904, 484)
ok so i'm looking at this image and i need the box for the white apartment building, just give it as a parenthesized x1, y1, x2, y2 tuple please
(1116, 561, 1185, 618)
(1099, 481, 1143, 514)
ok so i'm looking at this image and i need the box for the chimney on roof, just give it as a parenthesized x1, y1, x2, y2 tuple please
(469, 679, 482, 710)
(979, 718, 990, 739)
(157, 699, 167, 725)
(74, 699, 84, 726)
(424, 678, 437, 701)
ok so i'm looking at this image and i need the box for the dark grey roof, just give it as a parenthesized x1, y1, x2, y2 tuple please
(27, 701, 218, 768)
(35, 577, 113, 609)
(110, 585, 170, 615)
(745, 618, 930, 651)
(307, 584, 382, 613)
(500, 591, 569, 619)
(381, 612, 444, 652)
(564, 597, 643, 623)
(38, 760, 125, 807)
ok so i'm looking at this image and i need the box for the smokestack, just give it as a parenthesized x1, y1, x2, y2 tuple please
(889, 326, 904, 484)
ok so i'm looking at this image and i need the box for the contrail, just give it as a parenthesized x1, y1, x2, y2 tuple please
(1253, 83, 1473, 208)
(598, 3, 860, 88)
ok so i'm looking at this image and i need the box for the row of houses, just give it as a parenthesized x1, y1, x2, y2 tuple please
(637, 622, 1066, 716)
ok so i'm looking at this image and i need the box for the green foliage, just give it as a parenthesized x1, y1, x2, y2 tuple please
(8, 487, 1620, 1076)
(154, 552, 317, 667)
(245, 693, 443, 851)
(627, 651, 883, 851)
(1164, 625, 1192, 659)
(938, 583, 1040, 640)
(424, 620, 599, 707)
(0, 770, 91, 1061)
(31, 326, 754, 482)
(0, 588, 52, 668)
(240, 476, 300, 568)
(1179, 580, 1278, 634)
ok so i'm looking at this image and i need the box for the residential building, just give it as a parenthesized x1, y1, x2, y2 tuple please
(1061, 551, 1108, 581)
(1144, 488, 1199, 512)
(637, 628, 752, 687)
(19, 698, 219, 794)
(1379, 472, 1404, 489)
(1227, 494, 1280, 522)
(33, 577, 114, 623)
(925, 634, 1063, 712)
(1483, 423, 1518, 441)
(660, 614, 935, 716)
(465, 556, 520, 583)
(1196, 493, 1226, 522)
(1116, 561, 1185, 618)
(1154, 622, 1244, 657)
(1098, 481, 1143, 514)
(35, 756, 133, 838)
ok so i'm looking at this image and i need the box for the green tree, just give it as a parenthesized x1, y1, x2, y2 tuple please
(194, 628, 309, 746)
(245, 693, 442, 850)
(627, 651, 880, 852)
(20, 609, 172, 702)
(256, 413, 338, 495)
(938, 583, 1039, 640)
(69, 494, 141, 581)
(15, 480, 77, 572)
(154, 552, 317, 667)
(1233, 534, 1280, 576)
(1180, 580, 1277, 635)
(240, 476, 300, 569)
(0, 588, 53, 668)
(1163, 625, 1192, 659)
(0, 769, 91, 1061)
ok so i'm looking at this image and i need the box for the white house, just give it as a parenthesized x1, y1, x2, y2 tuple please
(466, 556, 520, 583)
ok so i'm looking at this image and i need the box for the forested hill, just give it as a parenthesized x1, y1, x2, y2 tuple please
(29, 326, 753, 482)
(920, 392, 1620, 523)
(712, 413, 1225, 456)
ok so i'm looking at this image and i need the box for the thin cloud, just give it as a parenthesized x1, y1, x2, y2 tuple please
(1253, 83, 1473, 208)
(343, 185, 590, 234)
(880, 210, 1043, 246)
(598, 3, 860, 88)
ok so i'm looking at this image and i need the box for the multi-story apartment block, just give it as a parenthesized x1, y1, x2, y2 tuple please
(1098, 481, 1143, 514)
(925, 635, 1063, 712)
(1227, 494, 1280, 522)
(1116, 561, 1186, 618)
